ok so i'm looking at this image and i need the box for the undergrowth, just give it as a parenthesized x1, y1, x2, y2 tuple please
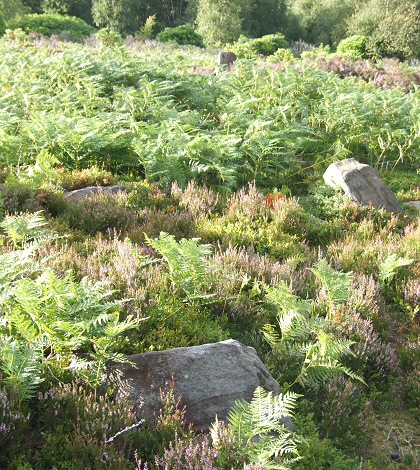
(0, 34, 420, 469)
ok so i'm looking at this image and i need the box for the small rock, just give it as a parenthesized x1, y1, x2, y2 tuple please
(390, 453, 401, 462)
(64, 185, 127, 201)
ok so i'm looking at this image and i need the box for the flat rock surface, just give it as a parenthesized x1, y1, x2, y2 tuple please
(113, 339, 280, 430)
(405, 200, 420, 211)
(64, 185, 127, 201)
(324, 158, 402, 213)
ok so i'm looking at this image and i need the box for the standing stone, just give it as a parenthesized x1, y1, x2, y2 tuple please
(323, 158, 402, 213)
(217, 51, 237, 67)
(112, 339, 281, 430)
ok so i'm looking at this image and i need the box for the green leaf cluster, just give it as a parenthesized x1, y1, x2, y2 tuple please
(156, 25, 204, 47)
(146, 231, 214, 300)
(8, 13, 95, 39)
(0, 213, 141, 399)
(211, 386, 301, 469)
(263, 262, 365, 388)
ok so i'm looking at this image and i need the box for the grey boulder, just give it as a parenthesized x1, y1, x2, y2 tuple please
(217, 51, 237, 66)
(113, 339, 282, 430)
(64, 185, 127, 201)
(323, 158, 402, 213)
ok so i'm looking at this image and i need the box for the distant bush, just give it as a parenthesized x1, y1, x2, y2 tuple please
(95, 28, 123, 47)
(232, 33, 289, 58)
(267, 47, 295, 63)
(156, 25, 204, 47)
(8, 14, 95, 40)
(336, 35, 368, 60)
(0, 11, 6, 36)
(251, 33, 288, 55)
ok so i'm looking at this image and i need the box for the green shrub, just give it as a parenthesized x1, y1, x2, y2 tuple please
(8, 14, 95, 40)
(232, 33, 289, 58)
(156, 25, 204, 47)
(336, 35, 368, 60)
(403, 369, 420, 420)
(251, 33, 289, 55)
(267, 47, 295, 63)
(0, 11, 6, 36)
(95, 28, 123, 47)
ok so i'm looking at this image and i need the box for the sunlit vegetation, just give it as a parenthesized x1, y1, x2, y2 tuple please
(0, 28, 419, 470)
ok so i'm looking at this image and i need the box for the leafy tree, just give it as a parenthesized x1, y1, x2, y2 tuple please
(41, 0, 93, 24)
(292, 0, 355, 46)
(348, 0, 420, 59)
(0, 11, 5, 35)
(22, 0, 43, 13)
(0, 0, 30, 21)
(147, 0, 190, 28)
(41, 0, 70, 13)
(196, 0, 247, 46)
(242, 0, 289, 38)
(92, 0, 146, 34)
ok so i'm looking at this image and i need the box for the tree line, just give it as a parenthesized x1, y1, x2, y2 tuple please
(1, 0, 420, 59)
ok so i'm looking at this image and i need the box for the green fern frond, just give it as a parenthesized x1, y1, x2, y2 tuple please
(0, 211, 50, 248)
(316, 332, 356, 359)
(266, 281, 310, 316)
(145, 232, 214, 299)
(378, 253, 414, 284)
(0, 337, 45, 400)
(0, 246, 41, 288)
(310, 258, 353, 305)
(298, 359, 365, 386)
(224, 387, 300, 469)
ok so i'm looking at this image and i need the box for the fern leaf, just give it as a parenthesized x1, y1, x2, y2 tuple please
(378, 254, 414, 283)
(0, 338, 45, 400)
(266, 281, 309, 316)
(310, 258, 353, 305)
(1, 211, 50, 248)
(226, 387, 300, 469)
(145, 232, 214, 299)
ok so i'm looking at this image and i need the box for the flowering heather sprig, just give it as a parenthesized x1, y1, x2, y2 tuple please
(339, 311, 398, 381)
(403, 279, 420, 309)
(0, 386, 30, 447)
(317, 377, 374, 452)
(155, 434, 221, 470)
(173, 181, 221, 218)
(312, 56, 420, 92)
(37, 381, 138, 443)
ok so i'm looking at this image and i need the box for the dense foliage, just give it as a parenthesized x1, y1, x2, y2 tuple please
(3, 0, 420, 61)
(8, 13, 95, 39)
(0, 31, 420, 470)
(155, 24, 204, 47)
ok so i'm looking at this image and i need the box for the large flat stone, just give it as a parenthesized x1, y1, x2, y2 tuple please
(113, 340, 281, 430)
(64, 185, 127, 201)
(323, 158, 402, 213)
